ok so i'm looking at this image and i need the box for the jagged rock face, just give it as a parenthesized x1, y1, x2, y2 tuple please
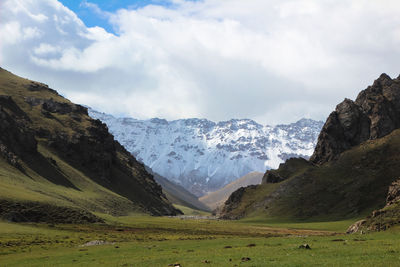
(311, 74, 400, 164)
(0, 96, 37, 168)
(386, 179, 400, 206)
(89, 108, 323, 196)
(356, 74, 400, 138)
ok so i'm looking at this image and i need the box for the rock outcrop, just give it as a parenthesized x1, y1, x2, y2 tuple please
(263, 171, 284, 184)
(311, 74, 400, 164)
(347, 178, 400, 233)
(219, 185, 258, 219)
(262, 158, 311, 184)
(386, 179, 400, 206)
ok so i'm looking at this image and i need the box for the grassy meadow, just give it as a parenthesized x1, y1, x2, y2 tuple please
(1, 213, 400, 266)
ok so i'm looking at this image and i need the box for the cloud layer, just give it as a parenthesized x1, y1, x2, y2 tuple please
(1, 0, 400, 124)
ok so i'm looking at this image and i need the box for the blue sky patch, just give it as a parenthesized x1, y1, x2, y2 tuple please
(59, 0, 176, 33)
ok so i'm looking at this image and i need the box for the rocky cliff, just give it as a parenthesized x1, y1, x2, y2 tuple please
(311, 74, 400, 164)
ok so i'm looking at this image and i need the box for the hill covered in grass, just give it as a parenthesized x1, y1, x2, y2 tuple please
(200, 172, 263, 210)
(0, 68, 180, 222)
(220, 73, 400, 223)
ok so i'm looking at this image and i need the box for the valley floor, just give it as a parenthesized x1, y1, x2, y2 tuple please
(1, 215, 400, 266)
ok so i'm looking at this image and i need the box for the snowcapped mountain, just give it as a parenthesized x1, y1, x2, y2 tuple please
(89, 109, 323, 196)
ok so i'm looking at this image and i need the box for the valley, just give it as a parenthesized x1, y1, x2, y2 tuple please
(2, 0, 400, 266)
(1, 69, 400, 266)
(2, 214, 400, 266)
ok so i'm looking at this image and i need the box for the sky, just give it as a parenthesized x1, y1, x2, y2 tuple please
(1, 0, 400, 125)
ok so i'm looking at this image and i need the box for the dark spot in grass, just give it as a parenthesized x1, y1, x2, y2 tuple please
(247, 243, 256, 247)
(241, 257, 251, 262)
(299, 244, 311, 249)
(353, 239, 367, 242)
(187, 249, 194, 252)
(79, 248, 88, 251)
(224, 245, 232, 249)
(331, 239, 346, 242)
(115, 246, 119, 248)
(202, 260, 211, 263)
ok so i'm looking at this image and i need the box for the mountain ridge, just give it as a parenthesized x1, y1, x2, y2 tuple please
(89, 109, 323, 196)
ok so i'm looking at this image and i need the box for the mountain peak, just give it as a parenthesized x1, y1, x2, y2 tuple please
(150, 118, 168, 125)
(374, 73, 392, 87)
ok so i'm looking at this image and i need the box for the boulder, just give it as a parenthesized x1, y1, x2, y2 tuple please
(346, 219, 366, 234)
(262, 171, 284, 183)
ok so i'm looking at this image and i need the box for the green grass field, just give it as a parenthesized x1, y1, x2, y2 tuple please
(1, 214, 400, 266)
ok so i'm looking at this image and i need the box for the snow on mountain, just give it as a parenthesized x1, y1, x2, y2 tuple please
(89, 108, 323, 196)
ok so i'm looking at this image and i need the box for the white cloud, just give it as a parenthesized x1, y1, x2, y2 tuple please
(33, 43, 60, 55)
(1, 0, 400, 124)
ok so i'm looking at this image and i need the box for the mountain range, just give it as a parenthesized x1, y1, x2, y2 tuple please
(89, 109, 323, 196)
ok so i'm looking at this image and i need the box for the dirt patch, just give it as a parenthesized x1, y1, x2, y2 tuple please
(80, 240, 115, 247)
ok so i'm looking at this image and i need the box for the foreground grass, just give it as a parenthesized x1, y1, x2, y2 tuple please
(238, 216, 366, 232)
(1, 216, 400, 266)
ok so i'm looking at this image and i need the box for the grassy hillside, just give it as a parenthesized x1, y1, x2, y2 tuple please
(0, 68, 179, 220)
(200, 171, 263, 210)
(221, 128, 400, 221)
